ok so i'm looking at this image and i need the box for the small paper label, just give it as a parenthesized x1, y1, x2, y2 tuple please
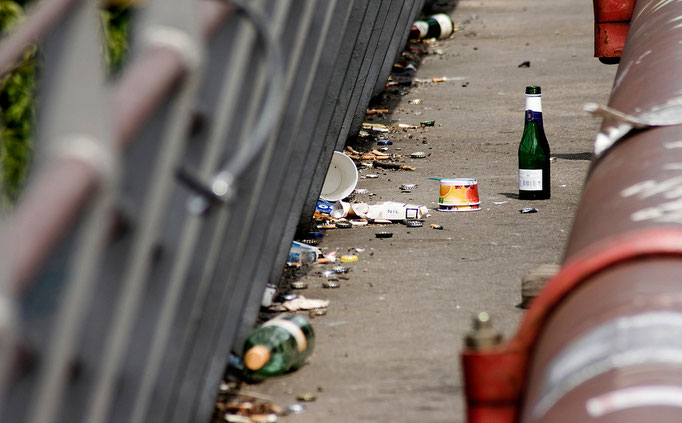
(432, 14, 453, 38)
(413, 21, 428, 39)
(525, 110, 543, 122)
(264, 317, 307, 352)
(519, 169, 543, 191)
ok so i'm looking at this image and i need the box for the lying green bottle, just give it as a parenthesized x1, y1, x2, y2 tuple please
(410, 13, 455, 40)
(242, 313, 315, 379)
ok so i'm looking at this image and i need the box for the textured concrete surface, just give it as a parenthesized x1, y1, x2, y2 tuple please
(241, 0, 617, 421)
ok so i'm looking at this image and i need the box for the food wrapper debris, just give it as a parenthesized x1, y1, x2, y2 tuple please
(282, 296, 330, 311)
(362, 122, 389, 133)
(288, 241, 321, 264)
(332, 201, 427, 221)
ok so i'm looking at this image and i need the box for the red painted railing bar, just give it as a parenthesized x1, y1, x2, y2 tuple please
(7, 159, 99, 291)
(0, 0, 82, 77)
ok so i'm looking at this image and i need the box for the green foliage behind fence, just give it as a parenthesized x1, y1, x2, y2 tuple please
(0, 1, 130, 209)
(0, 0, 35, 208)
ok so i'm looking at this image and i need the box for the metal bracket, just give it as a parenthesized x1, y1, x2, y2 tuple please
(585, 100, 682, 157)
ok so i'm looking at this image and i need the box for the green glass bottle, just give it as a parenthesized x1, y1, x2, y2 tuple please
(410, 14, 455, 40)
(518, 86, 551, 200)
(242, 313, 315, 379)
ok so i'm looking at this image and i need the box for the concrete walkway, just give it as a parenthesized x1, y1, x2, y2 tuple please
(244, 0, 616, 421)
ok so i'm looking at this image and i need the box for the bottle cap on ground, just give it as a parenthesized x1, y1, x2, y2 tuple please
(290, 281, 308, 289)
(296, 393, 317, 402)
(323, 280, 340, 289)
(525, 86, 541, 94)
(286, 404, 306, 414)
(244, 345, 271, 370)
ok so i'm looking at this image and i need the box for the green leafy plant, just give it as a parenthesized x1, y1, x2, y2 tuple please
(0, 0, 36, 209)
(100, 5, 131, 77)
(0, 1, 130, 209)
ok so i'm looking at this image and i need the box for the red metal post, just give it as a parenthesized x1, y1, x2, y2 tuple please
(593, 0, 635, 59)
(461, 348, 526, 423)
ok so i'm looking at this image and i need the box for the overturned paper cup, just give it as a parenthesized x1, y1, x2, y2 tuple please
(438, 178, 480, 211)
(331, 201, 351, 219)
(320, 152, 359, 202)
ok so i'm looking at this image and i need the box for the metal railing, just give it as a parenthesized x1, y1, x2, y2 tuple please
(0, 0, 421, 421)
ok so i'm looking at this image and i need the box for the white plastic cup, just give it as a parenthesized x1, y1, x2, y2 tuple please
(320, 152, 359, 202)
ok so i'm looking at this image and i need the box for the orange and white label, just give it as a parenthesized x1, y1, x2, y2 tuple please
(439, 179, 479, 206)
(263, 317, 307, 352)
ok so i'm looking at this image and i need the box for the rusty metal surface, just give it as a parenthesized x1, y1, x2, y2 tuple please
(521, 259, 682, 422)
(593, 0, 635, 22)
(565, 124, 682, 256)
(594, 22, 629, 58)
(529, 368, 682, 422)
(518, 1, 682, 421)
(567, 0, 682, 258)
(592, 0, 635, 58)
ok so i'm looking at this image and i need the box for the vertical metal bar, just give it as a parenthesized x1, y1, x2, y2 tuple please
(345, 0, 404, 142)
(20, 2, 115, 423)
(269, 0, 368, 281)
(83, 0, 202, 421)
(334, 0, 394, 148)
(296, 0, 379, 235)
(0, 224, 13, 409)
(216, 0, 344, 378)
(372, 0, 422, 98)
(136, 9, 266, 422)
(161, 2, 294, 422)
(170, 1, 319, 419)
(125, 9, 254, 423)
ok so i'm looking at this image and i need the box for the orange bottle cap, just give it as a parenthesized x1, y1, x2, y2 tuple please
(244, 345, 271, 370)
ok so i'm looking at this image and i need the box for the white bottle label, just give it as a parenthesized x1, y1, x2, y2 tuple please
(525, 94, 542, 112)
(432, 14, 454, 39)
(519, 169, 543, 191)
(263, 317, 307, 352)
(413, 21, 429, 39)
